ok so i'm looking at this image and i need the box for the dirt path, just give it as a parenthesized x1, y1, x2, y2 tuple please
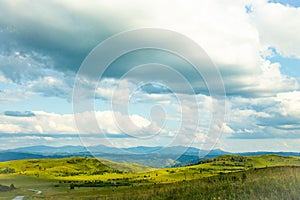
(12, 189, 42, 200)
(12, 196, 24, 200)
(28, 189, 42, 194)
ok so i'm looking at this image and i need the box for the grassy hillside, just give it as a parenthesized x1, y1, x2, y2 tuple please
(0, 154, 300, 199)
(1, 166, 299, 199)
(0, 157, 117, 177)
(106, 166, 300, 200)
(1, 154, 300, 181)
(0, 157, 154, 178)
(98, 159, 155, 173)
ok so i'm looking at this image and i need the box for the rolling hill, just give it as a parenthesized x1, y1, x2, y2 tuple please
(1, 154, 300, 181)
(1, 154, 300, 199)
(2, 145, 300, 168)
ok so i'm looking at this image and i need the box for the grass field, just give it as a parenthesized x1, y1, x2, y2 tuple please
(0, 154, 300, 199)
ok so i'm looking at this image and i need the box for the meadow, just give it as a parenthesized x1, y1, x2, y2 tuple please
(0, 154, 300, 199)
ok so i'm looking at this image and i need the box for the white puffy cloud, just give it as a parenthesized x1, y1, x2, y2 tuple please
(223, 60, 299, 96)
(222, 123, 234, 134)
(0, 110, 170, 137)
(0, 89, 34, 103)
(224, 91, 300, 138)
(275, 91, 300, 117)
(0, 123, 21, 133)
(250, 0, 300, 58)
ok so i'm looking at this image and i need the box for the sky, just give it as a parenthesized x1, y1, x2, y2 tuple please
(0, 0, 300, 152)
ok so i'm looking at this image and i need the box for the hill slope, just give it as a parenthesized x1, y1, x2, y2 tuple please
(1, 154, 300, 182)
(1, 155, 300, 199)
(0, 157, 154, 178)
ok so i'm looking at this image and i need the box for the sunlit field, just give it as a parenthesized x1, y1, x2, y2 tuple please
(1, 155, 300, 199)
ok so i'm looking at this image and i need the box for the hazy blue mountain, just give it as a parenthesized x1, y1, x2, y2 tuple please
(122, 146, 163, 154)
(1, 145, 228, 167)
(7, 145, 210, 155)
(10, 145, 87, 154)
(238, 151, 300, 157)
(0, 151, 48, 162)
(88, 145, 123, 154)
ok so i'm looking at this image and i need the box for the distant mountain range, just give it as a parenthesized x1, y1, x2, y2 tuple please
(1, 145, 300, 168)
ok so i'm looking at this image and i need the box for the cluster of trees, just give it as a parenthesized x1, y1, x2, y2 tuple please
(0, 167, 15, 174)
(69, 179, 132, 189)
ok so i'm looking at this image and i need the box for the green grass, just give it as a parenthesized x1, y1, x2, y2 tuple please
(0, 174, 57, 199)
(1, 154, 300, 199)
(113, 166, 300, 200)
(98, 159, 155, 173)
(1, 166, 299, 199)
(2, 154, 300, 182)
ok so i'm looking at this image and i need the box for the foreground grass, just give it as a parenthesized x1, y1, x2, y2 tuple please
(119, 166, 300, 200)
(2, 166, 299, 199)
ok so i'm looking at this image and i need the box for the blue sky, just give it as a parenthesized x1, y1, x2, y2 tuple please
(269, 0, 300, 7)
(0, 0, 300, 152)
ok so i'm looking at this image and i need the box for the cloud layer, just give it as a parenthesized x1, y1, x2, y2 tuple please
(0, 0, 300, 151)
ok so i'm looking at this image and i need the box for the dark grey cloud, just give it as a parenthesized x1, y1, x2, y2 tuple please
(139, 83, 172, 94)
(0, 50, 51, 84)
(4, 111, 35, 117)
(105, 49, 208, 94)
(0, 1, 261, 98)
(0, 0, 131, 73)
(0, 0, 298, 99)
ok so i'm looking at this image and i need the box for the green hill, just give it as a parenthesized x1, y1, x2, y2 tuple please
(1, 154, 300, 182)
(0, 154, 300, 199)
(0, 157, 154, 178)
(98, 159, 155, 173)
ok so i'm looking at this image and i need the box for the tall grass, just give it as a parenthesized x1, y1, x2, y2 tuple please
(111, 166, 300, 200)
